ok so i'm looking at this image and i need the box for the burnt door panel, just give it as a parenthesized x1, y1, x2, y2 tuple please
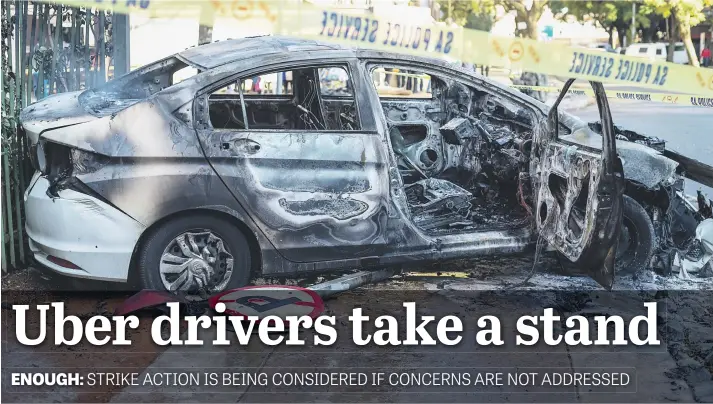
(198, 127, 390, 263)
(532, 80, 624, 289)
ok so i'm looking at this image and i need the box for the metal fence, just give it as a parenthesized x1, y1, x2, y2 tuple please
(1, 1, 125, 272)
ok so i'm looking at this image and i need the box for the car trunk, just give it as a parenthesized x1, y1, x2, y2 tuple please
(19, 91, 94, 147)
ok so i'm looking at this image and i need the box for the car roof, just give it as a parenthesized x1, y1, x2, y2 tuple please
(175, 35, 462, 78)
(177, 36, 354, 70)
(172, 35, 533, 104)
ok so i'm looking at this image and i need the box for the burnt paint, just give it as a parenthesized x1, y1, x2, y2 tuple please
(197, 127, 391, 263)
(18, 36, 707, 281)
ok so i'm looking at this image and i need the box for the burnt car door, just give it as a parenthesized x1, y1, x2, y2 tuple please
(194, 61, 391, 263)
(532, 79, 625, 289)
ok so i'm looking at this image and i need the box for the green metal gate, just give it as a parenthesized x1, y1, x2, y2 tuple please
(1, 1, 126, 272)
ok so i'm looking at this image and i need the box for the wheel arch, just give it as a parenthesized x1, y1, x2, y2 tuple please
(624, 179, 671, 212)
(128, 207, 263, 285)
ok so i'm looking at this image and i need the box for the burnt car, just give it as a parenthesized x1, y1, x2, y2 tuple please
(20, 36, 713, 294)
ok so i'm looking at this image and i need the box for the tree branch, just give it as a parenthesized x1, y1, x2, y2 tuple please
(499, 0, 527, 15)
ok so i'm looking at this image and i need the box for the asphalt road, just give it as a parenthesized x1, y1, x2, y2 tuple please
(572, 99, 713, 199)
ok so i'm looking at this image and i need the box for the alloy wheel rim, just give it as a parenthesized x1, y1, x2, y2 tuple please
(159, 230, 234, 294)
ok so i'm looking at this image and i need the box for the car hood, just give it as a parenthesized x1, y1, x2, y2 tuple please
(558, 112, 713, 190)
(560, 126, 679, 189)
(558, 112, 679, 190)
(19, 91, 95, 146)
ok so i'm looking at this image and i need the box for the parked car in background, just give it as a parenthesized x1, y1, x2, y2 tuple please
(625, 42, 689, 64)
(589, 43, 615, 53)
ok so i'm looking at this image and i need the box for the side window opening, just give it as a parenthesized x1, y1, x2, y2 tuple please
(638, 47, 648, 54)
(243, 71, 294, 95)
(656, 48, 663, 56)
(172, 66, 198, 85)
(371, 67, 433, 99)
(318, 67, 359, 130)
(81, 56, 195, 116)
(320, 67, 352, 96)
(207, 65, 359, 131)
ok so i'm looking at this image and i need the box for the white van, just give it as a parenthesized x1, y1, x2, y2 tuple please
(625, 42, 689, 64)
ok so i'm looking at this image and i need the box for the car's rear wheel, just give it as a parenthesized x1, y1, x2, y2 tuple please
(615, 195, 655, 275)
(137, 214, 251, 296)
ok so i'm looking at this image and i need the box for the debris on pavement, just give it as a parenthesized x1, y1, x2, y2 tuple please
(673, 219, 713, 280)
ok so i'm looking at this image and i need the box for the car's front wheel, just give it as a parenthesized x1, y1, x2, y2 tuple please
(137, 214, 251, 296)
(553, 195, 654, 277)
(615, 195, 655, 275)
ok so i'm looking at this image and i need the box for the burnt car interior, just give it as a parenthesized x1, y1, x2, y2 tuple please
(371, 65, 538, 235)
(205, 61, 562, 236)
(208, 65, 360, 131)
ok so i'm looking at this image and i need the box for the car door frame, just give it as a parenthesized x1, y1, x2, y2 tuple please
(192, 57, 394, 263)
(354, 59, 440, 252)
(355, 57, 538, 257)
(536, 79, 625, 289)
(356, 58, 624, 288)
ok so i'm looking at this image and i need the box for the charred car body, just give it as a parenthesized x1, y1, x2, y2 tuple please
(20, 36, 713, 294)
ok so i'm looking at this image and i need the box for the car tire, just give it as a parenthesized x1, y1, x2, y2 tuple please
(551, 195, 654, 277)
(137, 214, 251, 296)
(615, 195, 655, 275)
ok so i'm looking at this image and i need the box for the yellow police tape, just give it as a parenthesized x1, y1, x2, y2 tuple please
(511, 85, 713, 108)
(380, 70, 712, 107)
(39, 0, 713, 97)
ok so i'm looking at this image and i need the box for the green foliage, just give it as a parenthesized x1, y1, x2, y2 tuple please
(705, 6, 713, 25)
(643, 0, 713, 66)
(436, 0, 495, 29)
(644, 0, 712, 26)
(466, 10, 494, 31)
(550, 1, 670, 44)
(551, 1, 651, 31)
(497, 0, 549, 39)
(550, 1, 618, 25)
(435, 0, 551, 38)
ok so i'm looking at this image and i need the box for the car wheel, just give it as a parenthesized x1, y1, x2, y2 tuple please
(137, 214, 251, 296)
(615, 195, 655, 275)
(552, 195, 654, 277)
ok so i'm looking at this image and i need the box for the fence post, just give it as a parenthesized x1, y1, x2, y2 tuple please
(113, 13, 130, 77)
(2, 2, 119, 272)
